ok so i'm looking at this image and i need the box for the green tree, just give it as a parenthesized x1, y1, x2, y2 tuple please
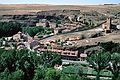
(0, 49, 62, 80)
(40, 51, 62, 67)
(99, 41, 120, 53)
(33, 66, 45, 80)
(0, 22, 22, 38)
(107, 53, 120, 80)
(8, 69, 24, 80)
(111, 44, 120, 53)
(27, 27, 43, 38)
(62, 65, 83, 76)
(60, 74, 89, 80)
(0, 49, 41, 80)
(45, 68, 61, 80)
(87, 51, 111, 80)
(27, 26, 53, 38)
(0, 68, 24, 80)
(0, 68, 10, 80)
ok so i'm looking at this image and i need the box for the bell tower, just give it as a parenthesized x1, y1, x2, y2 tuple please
(106, 17, 111, 30)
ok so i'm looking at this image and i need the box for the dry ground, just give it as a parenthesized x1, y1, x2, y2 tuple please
(0, 4, 120, 15)
(40, 28, 120, 48)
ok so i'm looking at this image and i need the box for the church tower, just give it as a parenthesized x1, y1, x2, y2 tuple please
(106, 17, 111, 30)
(102, 17, 112, 33)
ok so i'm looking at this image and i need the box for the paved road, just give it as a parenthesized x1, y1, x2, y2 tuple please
(62, 59, 89, 65)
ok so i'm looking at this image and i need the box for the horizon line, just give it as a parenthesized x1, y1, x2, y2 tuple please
(0, 3, 119, 6)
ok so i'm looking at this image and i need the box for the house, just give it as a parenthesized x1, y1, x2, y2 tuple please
(54, 28, 63, 34)
(54, 64, 62, 70)
(102, 18, 120, 33)
(36, 22, 45, 26)
(13, 32, 22, 42)
(17, 43, 26, 50)
(117, 25, 120, 30)
(30, 40, 40, 49)
(13, 32, 28, 42)
(79, 53, 87, 61)
(36, 21, 56, 28)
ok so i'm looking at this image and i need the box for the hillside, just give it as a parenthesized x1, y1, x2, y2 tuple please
(0, 4, 120, 15)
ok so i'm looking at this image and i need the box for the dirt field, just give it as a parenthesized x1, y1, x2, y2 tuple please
(0, 4, 120, 15)
(40, 27, 120, 48)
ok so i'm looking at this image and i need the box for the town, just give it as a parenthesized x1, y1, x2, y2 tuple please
(0, 3, 120, 80)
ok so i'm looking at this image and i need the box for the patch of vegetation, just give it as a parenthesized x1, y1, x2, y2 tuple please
(0, 22, 24, 38)
(0, 49, 62, 80)
(26, 26, 53, 38)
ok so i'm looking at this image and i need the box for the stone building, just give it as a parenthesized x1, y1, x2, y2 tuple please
(79, 53, 87, 61)
(102, 18, 111, 33)
(13, 32, 22, 42)
(54, 28, 62, 34)
(36, 22, 45, 27)
(12, 32, 28, 42)
(36, 21, 56, 28)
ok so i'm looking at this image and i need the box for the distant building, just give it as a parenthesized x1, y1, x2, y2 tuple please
(54, 29, 61, 34)
(79, 53, 87, 61)
(33, 46, 79, 60)
(30, 40, 40, 49)
(17, 43, 26, 50)
(117, 25, 120, 30)
(102, 18, 112, 33)
(36, 22, 45, 27)
(17, 42, 31, 50)
(36, 21, 56, 28)
(102, 18, 111, 31)
(13, 32, 22, 42)
(54, 64, 62, 70)
(12, 32, 28, 42)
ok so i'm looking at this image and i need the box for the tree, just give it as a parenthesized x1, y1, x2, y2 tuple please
(0, 49, 62, 80)
(0, 49, 17, 72)
(27, 26, 53, 38)
(27, 26, 44, 38)
(8, 69, 24, 80)
(99, 41, 120, 54)
(40, 51, 62, 68)
(60, 73, 91, 80)
(0, 68, 24, 80)
(33, 66, 45, 80)
(111, 44, 120, 53)
(0, 22, 22, 38)
(107, 53, 120, 80)
(62, 65, 83, 76)
(0, 68, 10, 80)
(99, 41, 119, 53)
(45, 68, 61, 80)
(0, 49, 41, 80)
(87, 51, 111, 80)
